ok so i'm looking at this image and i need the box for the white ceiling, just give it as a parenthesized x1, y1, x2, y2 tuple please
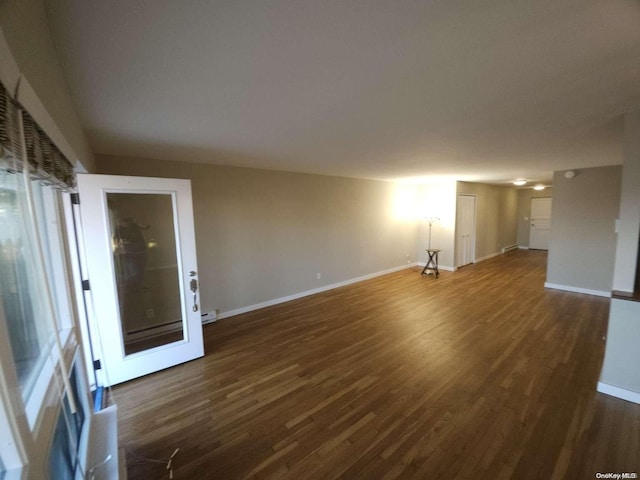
(44, 0, 640, 184)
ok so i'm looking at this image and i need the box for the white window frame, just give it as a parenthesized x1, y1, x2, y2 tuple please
(0, 29, 102, 476)
(0, 178, 93, 478)
(62, 192, 104, 390)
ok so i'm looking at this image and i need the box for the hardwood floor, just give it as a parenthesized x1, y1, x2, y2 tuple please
(114, 250, 640, 479)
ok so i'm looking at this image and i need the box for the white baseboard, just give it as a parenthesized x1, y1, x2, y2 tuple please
(416, 262, 454, 272)
(217, 263, 413, 321)
(518, 246, 530, 250)
(502, 244, 519, 253)
(475, 251, 500, 263)
(597, 382, 640, 404)
(544, 282, 611, 298)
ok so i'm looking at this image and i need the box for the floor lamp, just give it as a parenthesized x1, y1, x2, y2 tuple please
(426, 216, 439, 249)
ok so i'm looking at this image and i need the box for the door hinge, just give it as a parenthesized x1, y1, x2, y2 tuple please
(70, 192, 80, 205)
(93, 359, 102, 370)
(82, 279, 91, 291)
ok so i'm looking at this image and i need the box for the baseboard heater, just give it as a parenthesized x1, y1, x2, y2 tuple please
(125, 320, 182, 342)
(502, 244, 519, 253)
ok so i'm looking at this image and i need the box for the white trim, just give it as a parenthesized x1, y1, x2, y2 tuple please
(518, 246, 530, 250)
(502, 244, 519, 253)
(20, 118, 77, 415)
(544, 282, 611, 298)
(63, 193, 100, 389)
(474, 251, 501, 263)
(416, 262, 454, 272)
(597, 382, 640, 404)
(218, 264, 411, 320)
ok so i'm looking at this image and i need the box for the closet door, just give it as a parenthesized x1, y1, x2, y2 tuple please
(456, 195, 476, 267)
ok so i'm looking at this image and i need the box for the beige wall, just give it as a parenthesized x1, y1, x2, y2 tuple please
(516, 187, 554, 248)
(456, 182, 518, 261)
(546, 165, 621, 294)
(598, 111, 640, 402)
(416, 180, 457, 269)
(96, 155, 420, 316)
(599, 299, 640, 400)
(0, 0, 94, 171)
(500, 187, 518, 251)
(612, 112, 640, 292)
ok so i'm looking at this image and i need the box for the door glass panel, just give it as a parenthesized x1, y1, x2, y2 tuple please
(106, 193, 184, 355)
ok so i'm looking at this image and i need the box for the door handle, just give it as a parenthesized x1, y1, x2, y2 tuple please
(190, 278, 199, 312)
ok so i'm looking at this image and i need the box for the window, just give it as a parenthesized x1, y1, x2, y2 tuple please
(0, 171, 54, 401)
(0, 79, 92, 477)
(48, 354, 90, 480)
(48, 409, 75, 480)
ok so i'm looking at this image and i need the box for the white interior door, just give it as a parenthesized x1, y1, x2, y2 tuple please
(76, 174, 204, 386)
(530, 197, 552, 250)
(456, 195, 476, 267)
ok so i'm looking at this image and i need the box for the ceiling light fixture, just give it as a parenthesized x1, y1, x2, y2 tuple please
(533, 185, 545, 191)
(513, 179, 527, 186)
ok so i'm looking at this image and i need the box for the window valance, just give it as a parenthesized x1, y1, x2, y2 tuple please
(0, 79, 21, 171)
(0, 80, 76, 190)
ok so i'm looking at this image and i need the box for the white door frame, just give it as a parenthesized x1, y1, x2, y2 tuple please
(62, 192, 102, 388)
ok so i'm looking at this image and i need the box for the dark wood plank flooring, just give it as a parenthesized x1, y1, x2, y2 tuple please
(114, 250, 640, 479)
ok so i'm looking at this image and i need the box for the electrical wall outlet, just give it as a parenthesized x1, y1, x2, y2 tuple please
(201, 310, 217, 324)
(316, 272, 321, 280)
(146, 308, 155, 318)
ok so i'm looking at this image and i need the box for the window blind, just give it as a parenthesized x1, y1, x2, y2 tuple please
(0, 80, 75, 190)
(0, 79, 22, 173)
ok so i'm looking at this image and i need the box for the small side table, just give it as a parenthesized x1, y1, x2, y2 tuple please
(421, 249, 440, 278)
